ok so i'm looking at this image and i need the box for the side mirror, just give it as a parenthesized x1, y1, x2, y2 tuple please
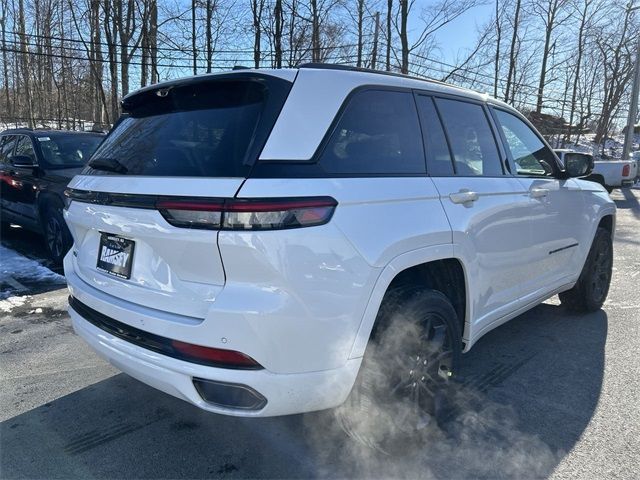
(9, 155, 37, 168)
(564, 153, 593, 178)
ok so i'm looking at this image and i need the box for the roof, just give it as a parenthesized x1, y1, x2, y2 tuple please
(1, 128, 104, 136)
(122, 63, 507, 108)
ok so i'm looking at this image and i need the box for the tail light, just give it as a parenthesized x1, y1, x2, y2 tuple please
(157, 197, 337, 231)
(622, 164, 631, 177)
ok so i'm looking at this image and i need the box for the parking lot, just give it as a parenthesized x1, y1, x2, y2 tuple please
(1, 188, 638, 479)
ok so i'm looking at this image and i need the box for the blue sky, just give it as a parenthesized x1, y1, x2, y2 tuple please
(413, 1, 495, 63)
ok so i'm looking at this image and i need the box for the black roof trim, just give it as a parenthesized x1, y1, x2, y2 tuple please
(1, 128, 104, 136)
(297, 62, 448, 87)
(1, 128, 33, 133)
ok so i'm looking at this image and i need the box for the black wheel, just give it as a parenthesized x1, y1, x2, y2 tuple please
(43, 205, 72, 263)
(337, 286, 462, 454)
(559, 227, 613, 312)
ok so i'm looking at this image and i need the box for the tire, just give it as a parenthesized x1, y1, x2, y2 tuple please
(42, 205, 72, 264)
(559, 227, 613, 312)
(337, 286, 462, 454)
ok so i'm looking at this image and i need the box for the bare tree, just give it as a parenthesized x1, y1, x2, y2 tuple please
(593, 1, 637, 149)
(396, 0, 479, 74)
(17, 0, 35, 127)
(1, 0, 13, 119)
(251, 0, 265, 68)
(533, 0, 569, 113)
(564, 0, 595, 143)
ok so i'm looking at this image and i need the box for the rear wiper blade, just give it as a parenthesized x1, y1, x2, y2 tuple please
(88, 157, 128, 174)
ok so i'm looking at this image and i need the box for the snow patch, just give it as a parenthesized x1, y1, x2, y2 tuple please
(0, 245, 65, 300)
(0, 295, 28, 313)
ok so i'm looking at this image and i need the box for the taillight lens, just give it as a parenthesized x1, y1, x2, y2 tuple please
(157, 197, 337, 231)
(171, 340, 263, 369)
(156, 199, 224, 229)
(622, 164, 631, 176)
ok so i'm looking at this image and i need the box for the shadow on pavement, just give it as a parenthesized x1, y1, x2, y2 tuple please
(614, 188, 640, 219)
(1, 303, 607, 479)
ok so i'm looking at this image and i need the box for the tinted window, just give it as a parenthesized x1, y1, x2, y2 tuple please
(416, 95, 454, 176)
(435, 99, 503, 176)
(87, 80, 278, 177)
(37, 134, 103, 168)
(0, 135, 18, 164)
(494, 109, 556, 176)
(319, 90, 425, 175)
(564, 152, 592, 168)
(14, 136, 37, 163)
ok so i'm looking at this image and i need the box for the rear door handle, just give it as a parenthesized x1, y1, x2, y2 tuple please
(530, 188, 549, 198)
(449, 190, 479, 204)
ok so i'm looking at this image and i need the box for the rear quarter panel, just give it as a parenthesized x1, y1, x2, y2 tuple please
(223, 177, 453, 372)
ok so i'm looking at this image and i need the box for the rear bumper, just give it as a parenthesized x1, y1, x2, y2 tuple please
(621, 180, 635, 188)
(69, 304, 361, 417)
(65, 266, 362, 417)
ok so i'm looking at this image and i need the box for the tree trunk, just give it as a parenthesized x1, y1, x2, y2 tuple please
(103, 0, 120, 121)
(536, 1, 560, 113)
(356, 0, 364, 68)
(311, 0, 320, 63)
(504, 0, 521, 103)
(252, 0, 262, 69)
(18, 0, 34, 127)
(274, 0, 283, 68)
(206, 0, 213, 72)
(386, 0, 392, 71)
(192, 0, 197, 74)
(399, 0, 408, 74)
(0, 0, 11, 119)
(565, 0, 590, 144)
(493, 0, 501, 98)
(150, 0, 158, 83)
(371, 11, 380, 69)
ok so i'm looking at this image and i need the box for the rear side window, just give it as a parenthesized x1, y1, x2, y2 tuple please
(85, 78, 290, 177)
(435, 98, 503, 176)
(0, 135, 17, 164)
(14, 136, 37, 163)
(493, 109, 556, 176)
(318, 90, 425, 175)
(415, 95, 454, 176)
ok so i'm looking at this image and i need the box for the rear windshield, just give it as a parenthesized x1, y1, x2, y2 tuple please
(85, 77, 290, 177)
(38, 135, 103, 168)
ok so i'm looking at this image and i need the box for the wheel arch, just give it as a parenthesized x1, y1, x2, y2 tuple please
(598, 214, 615, 238)
(36, 191, 64, 226)
(349, 245, 470, 359)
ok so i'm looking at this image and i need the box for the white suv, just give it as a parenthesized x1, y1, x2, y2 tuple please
(64, 65, 615, 424)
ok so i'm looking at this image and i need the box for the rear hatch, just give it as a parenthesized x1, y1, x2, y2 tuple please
(64, 73, 293, 319)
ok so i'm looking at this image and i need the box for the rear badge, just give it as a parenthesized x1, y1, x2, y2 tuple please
(97, 233, 135, 280)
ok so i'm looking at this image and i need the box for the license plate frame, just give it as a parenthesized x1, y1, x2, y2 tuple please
(96, 233, 135, 280)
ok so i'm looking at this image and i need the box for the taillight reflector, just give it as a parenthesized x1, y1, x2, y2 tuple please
(171, 340, 262, 368)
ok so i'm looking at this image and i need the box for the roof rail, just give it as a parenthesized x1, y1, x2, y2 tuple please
(297, 62, 447, 87)
(1, 127, 33, 132)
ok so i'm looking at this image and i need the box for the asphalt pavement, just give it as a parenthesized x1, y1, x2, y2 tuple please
(1, 188, 638, 479)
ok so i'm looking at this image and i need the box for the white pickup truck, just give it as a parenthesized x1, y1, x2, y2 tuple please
(555, 149, 637, 192)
